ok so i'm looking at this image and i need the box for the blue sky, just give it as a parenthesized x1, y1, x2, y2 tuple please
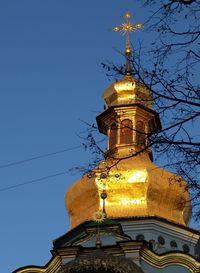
(0, 1, 198, 273)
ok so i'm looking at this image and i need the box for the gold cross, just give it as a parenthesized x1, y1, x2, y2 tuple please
(113, 12, 143, 55)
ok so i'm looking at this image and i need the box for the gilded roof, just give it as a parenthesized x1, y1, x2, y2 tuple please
(103, 76, 152, 108)
(66, 153, 191, 229)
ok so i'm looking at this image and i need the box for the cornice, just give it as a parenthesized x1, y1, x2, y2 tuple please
(96, 103, 161, 134)
(116, 216, 200, 236)
(141, 248, 200, 273)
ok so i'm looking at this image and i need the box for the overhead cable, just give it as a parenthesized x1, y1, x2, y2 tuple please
(0, 170, 69, 192)
(0, 145, 82, 169)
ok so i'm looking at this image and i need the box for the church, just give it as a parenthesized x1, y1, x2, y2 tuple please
(13, 12, 200, 273)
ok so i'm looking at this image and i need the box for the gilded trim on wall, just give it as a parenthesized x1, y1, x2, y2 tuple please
(13, 256, 61, 273)
(141, 248, 200, 273)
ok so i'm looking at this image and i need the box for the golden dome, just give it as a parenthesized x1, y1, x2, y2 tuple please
(103, 76, 152, 108)
(66, 153, 191, 229)
(65, 14, 191, 231)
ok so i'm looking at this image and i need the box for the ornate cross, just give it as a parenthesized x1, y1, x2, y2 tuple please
(113, 11, 143, 54)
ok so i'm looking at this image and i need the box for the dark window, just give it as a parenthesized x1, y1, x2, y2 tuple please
(136, 234, 145, 241)
(183, 244, 190, 253)
(120, 119, 133, 144)
(109, 123, 117, 148)
(170, 240, 177, 248)
(148, 119, 154, 132)
(158, 236, 165, 245)
(136, 121, 146, 145)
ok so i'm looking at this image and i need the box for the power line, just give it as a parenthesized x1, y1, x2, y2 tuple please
(0, 145, 82, 170)
(0, 170, 69, 192)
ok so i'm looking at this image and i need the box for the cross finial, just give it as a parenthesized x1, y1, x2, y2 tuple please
(113, 11, 143, 76)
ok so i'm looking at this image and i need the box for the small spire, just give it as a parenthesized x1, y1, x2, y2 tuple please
(113, 11, 143, 77)
(101, 190, 107, 218)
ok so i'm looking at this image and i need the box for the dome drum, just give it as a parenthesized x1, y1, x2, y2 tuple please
(96, 104, 161, 156)
(97, 104, 161, 135)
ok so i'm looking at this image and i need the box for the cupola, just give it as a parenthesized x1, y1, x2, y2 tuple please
(65, 12, 191, 230)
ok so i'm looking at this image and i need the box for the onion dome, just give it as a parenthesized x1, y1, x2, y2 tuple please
(103, 76, 152, 109)
(59, 249, 144, 273)
(103, 12, 151, 109)
(65, 12, 191, 231)
(66, 154, 191, 230)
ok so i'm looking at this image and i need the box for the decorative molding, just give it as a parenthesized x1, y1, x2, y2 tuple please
(13, 256, 61, 273)
(141, 248, 200, 273)
(120, 217, 200, 243)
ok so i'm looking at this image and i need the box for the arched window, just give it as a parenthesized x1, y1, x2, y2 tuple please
(136, 121, 146, 145)
(120, 119, 133, 144)
(109, 123, 117, 148)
